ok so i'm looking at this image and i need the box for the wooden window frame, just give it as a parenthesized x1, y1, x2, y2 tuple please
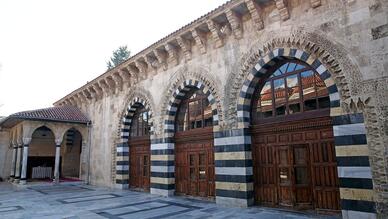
(129, 106, 150, 139)
(253, 60, 330, 125)
(175, 89, 213, 133)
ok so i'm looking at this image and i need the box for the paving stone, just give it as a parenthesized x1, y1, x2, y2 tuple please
(0, 182, 341, 219)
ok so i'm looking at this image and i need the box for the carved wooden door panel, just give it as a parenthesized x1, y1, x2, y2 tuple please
(175, 144, 188, 195)
(188, 152, 198, 196)
(253, 142, 277, 206)
(292, 145, 312, 208)
(129, 137, 150, 191)
(277, 146, 293, 206)
(175, 134, 215, 198)
(252, 117, 340, 211)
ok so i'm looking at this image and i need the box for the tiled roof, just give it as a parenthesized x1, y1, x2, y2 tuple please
(6, 106, 89, 124)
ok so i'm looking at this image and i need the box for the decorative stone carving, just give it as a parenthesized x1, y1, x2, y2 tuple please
(165, 43, 179, 66)
(225, 9, 243, 39)
(274, 0, 290, 21)
(154, 49, 168, 70)
(106, 76, 116, 93)
(206, 19, 224, 48)
(245, 0, 264, 31)
(310, 0, 321, 8)
(118, 69, 131, 85)
(177, 36, 192, 61)
(135, 59, 148, 80)
(98, 80, 109, 95)
(191, 29, 207, 54)
(127, 64, 139, 85)
(114, 73, 124, 91)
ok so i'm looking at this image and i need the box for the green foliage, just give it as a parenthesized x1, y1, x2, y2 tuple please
(106, 45, 130, 70)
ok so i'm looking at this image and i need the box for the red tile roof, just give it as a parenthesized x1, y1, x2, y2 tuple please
(2, 106, 89, 126)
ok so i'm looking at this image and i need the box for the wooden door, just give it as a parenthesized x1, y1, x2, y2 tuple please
(175, 128, 215, 198)
(129, 137, 150, 191)
(292, 145, 312, 208)
(253, 143, 277, 205)
(252, 117, 340, 211)
(188, 152, 198, 196)
(277, 146, 293, 206)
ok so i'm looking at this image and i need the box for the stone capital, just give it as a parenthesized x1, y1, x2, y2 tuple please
(22, 137, 32, 145)
(55, 138, 63, 146)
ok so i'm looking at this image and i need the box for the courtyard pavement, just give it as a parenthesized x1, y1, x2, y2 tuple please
(0, 182, 340, 219)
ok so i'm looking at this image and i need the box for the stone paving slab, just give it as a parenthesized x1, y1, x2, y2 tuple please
(0, 182, 340, 219)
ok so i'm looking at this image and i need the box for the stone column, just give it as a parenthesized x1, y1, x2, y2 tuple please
(20, 137, 32, 185)
(14, 141, 23, 183)
(9, 142, 17, 181)
(54, 139, 63, 184)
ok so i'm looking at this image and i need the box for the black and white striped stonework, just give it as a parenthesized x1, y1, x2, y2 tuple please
(333, 113, 375, 217)
(150, 79, 219, 196)
(237, 47, 375, 217)
(150, 137, 175, 196)
(116, 97, 152, 189)
(213, 128, 254, 207)
(164, 79, 219, 135)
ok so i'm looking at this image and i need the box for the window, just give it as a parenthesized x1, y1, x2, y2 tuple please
(176, 89, 213, 132)
(255, 61, 330, 121)
(130, 105, 149, 137)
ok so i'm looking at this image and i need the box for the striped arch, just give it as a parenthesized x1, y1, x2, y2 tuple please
(115, 96, 153, 188)
(234, 48, 375, 217)
(164, 79, 220, 134)
(150, 79, 220, 196)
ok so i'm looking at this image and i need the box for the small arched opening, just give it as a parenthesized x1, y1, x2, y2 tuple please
(61, 128, 83, 181)
(128, 104, 151, 191)
(27, 126, 56, 182)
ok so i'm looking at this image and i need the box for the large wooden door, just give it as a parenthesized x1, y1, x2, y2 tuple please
(129, 137, 150, 191)
(252, 117, 340, 211)
(175, 128, 215, 198)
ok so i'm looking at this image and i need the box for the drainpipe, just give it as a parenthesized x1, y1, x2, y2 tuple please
(86, 121, 92, 185)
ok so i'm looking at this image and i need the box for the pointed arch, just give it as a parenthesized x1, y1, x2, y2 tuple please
(115, 88, 155, 188)
(157, 65, 223, 137)
(150, 66, 223, 196)
(232, 46, 376, 216)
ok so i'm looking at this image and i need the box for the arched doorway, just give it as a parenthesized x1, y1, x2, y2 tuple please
(61, 128, 82, 180)
(175, 88, 215, 198)
(27, 126, 56, 181)
(128, 105, 150, 191)
(251, 60, 340, 211)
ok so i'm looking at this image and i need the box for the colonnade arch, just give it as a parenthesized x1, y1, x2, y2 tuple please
(7, 120, 88, 185)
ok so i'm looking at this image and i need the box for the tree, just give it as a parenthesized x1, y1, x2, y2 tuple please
(106, 45, 130, 70)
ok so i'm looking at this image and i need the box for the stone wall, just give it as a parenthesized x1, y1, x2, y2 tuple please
(56, 0, 388, 217)
(61, 130, 82, 178)
(0, 129, 10, 180)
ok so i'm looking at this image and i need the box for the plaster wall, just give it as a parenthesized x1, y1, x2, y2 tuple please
(29, 129, 56, 157)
